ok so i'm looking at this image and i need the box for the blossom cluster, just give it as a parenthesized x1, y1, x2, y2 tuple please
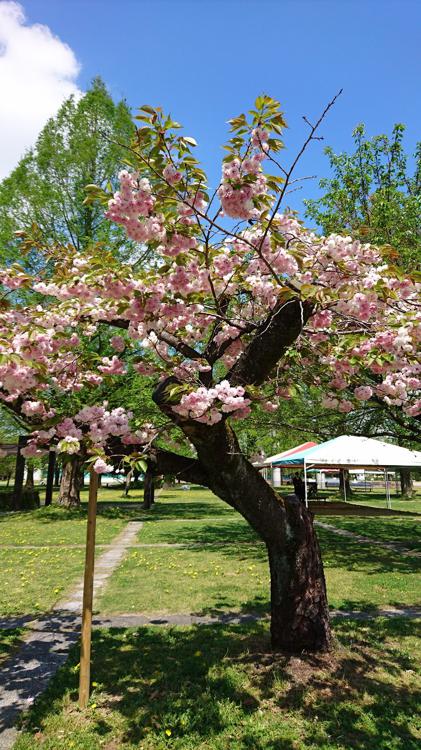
(19, 403, 159, 472)
(105, 170, 165, 243)
(173, 381, 251, 425)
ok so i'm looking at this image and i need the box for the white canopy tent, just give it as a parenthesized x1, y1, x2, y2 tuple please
(271, 435, 421, 507)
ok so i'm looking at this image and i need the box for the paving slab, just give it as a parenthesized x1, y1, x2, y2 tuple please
(0, 623, 78, 750)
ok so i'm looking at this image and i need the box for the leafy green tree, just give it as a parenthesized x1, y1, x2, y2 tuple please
(305, 123, 421, 269)
(0, 77, 135, 265)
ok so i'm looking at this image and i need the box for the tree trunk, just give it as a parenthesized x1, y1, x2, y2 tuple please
(124, 468, 132, 497)
(25, 465, 34, 489)
(143, 469, 155, 509)
(152, 382, 332, 653)
(399, 469, 414, 498)
(57, 455, 83, 508)
(339, 469, 353, 499)
(13, 435, 27, 511)
(54, 464, 61, 487)
(267, 497, 330, 651)
(45, 450, 56, 507)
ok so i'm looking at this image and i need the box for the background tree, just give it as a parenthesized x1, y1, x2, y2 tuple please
(0, 77, 135, 266)
(304, 123, 421, 270)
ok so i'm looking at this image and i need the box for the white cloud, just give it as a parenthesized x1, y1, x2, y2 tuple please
(0, 1, 81, 178)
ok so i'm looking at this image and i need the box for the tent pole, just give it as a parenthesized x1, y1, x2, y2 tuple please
(304, 461, 308, 508)
(343, 469, 347, 502)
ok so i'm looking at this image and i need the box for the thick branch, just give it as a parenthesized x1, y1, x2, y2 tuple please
(228, 298, 313, 387)
(148, 447, 209, 485)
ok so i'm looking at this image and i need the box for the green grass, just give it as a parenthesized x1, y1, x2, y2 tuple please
(318, 516, 421, 551)
(0, 503, 143, 616)
(98, 544, 268, 615)
(138, 517, 260, 545)
(99, 518, 421, 615)
(1, 486, 420, 620)
(14, 618, 421, 750)
(347, 489, 421, 515)
(0, 505, 138, 547)
(0, 628, 25, 664)
(0, 547, 88, 616)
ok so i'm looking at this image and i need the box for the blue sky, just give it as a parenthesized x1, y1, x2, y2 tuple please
(4, 0, 421, 214)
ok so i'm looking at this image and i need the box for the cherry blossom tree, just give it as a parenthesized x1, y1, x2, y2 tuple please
(0, 95, 419, 652)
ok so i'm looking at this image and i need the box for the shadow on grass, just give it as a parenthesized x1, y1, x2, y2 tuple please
(0, 627, 25, 664)
(161, 522, 420, 576)
(316, 527, 421, 574)
(320, 517, 421, 551)
(0, 496, 236, 527)
(144, 520, 261, 545)
(17, 617, 421, 750)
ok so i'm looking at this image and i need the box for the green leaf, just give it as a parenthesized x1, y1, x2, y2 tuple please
(183, 137, 198, 147)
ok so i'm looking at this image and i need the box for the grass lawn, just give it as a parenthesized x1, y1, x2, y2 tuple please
(317, 516, 421, 551)
(0, 505, 139, 547)
(98, 544, 269, 615)
(0, 504, 141, 616)
(1, 487, 420, 619)
(0, 547, 88, 616)
(99, 513, 421, 614)
(14, 617, 421, 750)
(348, 489, 421, 515)
(138, 516, 259, 545)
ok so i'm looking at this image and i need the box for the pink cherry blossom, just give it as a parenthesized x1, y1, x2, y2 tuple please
(93, 457, 114, 474)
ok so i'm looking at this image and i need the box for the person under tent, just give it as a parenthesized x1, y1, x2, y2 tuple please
(292, 474, 306, 502)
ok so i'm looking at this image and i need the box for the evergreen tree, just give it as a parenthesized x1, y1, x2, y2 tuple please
(0, 77, 135, 265)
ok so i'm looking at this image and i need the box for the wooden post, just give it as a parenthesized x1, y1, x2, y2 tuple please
(45, 450, 56, 506)
(78, 468, 99, 709)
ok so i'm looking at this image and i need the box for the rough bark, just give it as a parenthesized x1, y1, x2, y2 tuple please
(57, 454, 83, 508)
(399, 469, 414, 499)
(12, 436, 27, 511)
(267, 496, 330, 651)
(25, 465, 34, 489)
(143, 468, 155, 509)
(45, 450, 56, 507)
(152, 380, 332, 653)
(54, 464, 61, 487)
